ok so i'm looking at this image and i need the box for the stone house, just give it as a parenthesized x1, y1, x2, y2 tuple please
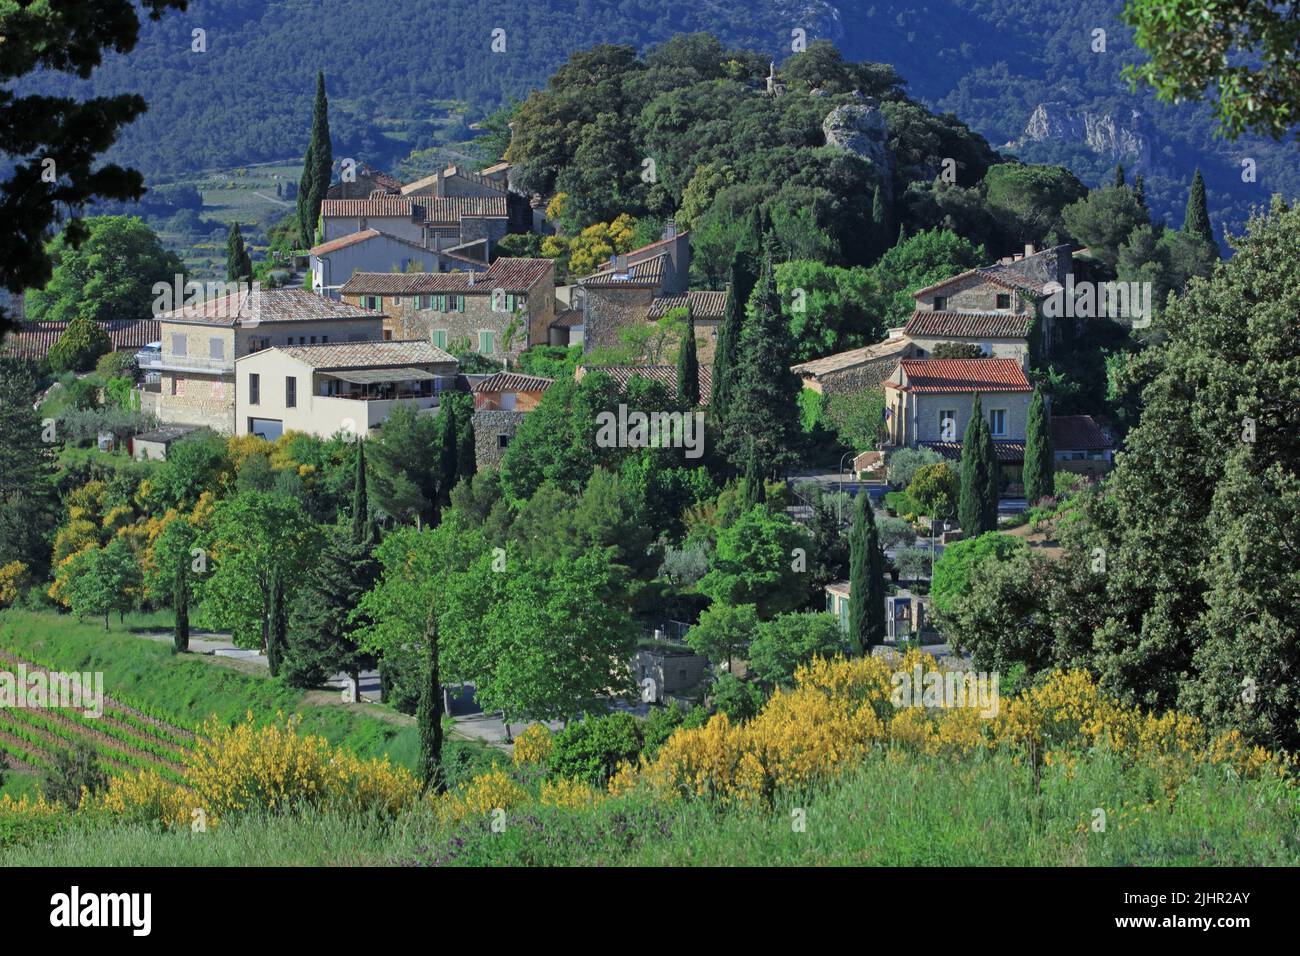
(309, 229, 487, 300)
(792, 330, 911, 396)
(470, 371, 554, 469)
(575, 224, 728, 358)
(1050, 414, 1114, 475)
(146, 288, 385, 434)
(233, 340, 458, 441)
(339, 257, 556, 357)
(883, 357, 1033, 490)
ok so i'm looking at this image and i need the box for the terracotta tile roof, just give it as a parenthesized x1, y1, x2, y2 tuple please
(310, 228, 383, 256)
(622, 229, 690, 260)
(2, 318, 160, 360)
(647, 290, 728, 320)
(273, 339, 456, 369)
(919, 440, 1026, 462)
(1050, 414, 1112, 451)
(890, 358, 1031, 393)
(471, 371, 554, 393)
(904, 310, 1032, 339)
(483, 257, 554, 291)
(791, 335, 910, 377)
(580, 253, 667, 287)
(578, 364, 712, 406)
(320, 196, 418, 218)
(421, 196, 507, 224)
(159, 287, 383, 327)
(340, 258, 549, 297)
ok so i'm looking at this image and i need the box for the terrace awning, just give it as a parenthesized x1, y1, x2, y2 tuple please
(323, 367, 438, 385)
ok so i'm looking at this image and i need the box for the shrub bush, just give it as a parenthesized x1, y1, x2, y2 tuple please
(550, 713, 644, 787)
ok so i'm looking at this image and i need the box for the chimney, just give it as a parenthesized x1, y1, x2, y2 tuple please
(467, 272, 475, 287)
(1024, 243, 1036, 257)
(663, 218, 677, 240)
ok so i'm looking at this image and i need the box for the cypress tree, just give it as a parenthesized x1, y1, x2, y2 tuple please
(350, 439, 372, 545)
(297, 71, 333, 249)
(677, 305, 700, 406)
(454, 395, 477, 485)
(1183, 168, 1214, 243)
(870, 185, 889, 260)
(1113, 163, 1126, 189)
(418, 603, 446, 795)
(979, 404, 1000, 531)
(741, 439, 764, 510)
(711, 259, 747, 425)
(848, 490, 884, 655)
(959, 394, 994, 536)
(225, 222, 252, 283)
(172, 554, 189, 654)
(719, 237, 803, 470)
(1132, 173, 1146, 209)
(1022, 386, 1054, 503)
(266, 569, 286, 676)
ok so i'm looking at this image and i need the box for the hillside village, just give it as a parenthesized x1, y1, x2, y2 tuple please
(0, 23, 1297, 873)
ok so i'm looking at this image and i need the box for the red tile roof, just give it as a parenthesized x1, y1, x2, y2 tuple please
(577, 364, 712, 406)
(647, 290, 728, 320)
(272, 339, 456, 369)
(309, 228, 383, 256)
(421, 196, 507, 224)
(890, 358, 1031, 393)
(471, 372, 554, 394)
(2, 318, 160, 361)
(320, 197, 418, 218)
(919, 440, 1026, 462)
(581, 253, 667, 287)
(904, 310, 1032, 339)
(340, 257, 550, 297)
(1050, 414, 1112, 451)
(483, 257, 554, 291)
(158, 287, 384, 327)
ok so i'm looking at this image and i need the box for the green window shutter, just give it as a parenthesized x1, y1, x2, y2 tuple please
(432, 330, 447, 350)
(479, 331, 494, 354)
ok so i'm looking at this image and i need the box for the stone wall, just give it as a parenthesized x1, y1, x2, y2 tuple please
(582, 287, 657, 354)
(472, 408, 526, 469)
(809, 352, 905, 397)
(156, 371, 235, 434)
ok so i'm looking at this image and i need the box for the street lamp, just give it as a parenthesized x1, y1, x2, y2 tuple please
(837, 451, 854, 524)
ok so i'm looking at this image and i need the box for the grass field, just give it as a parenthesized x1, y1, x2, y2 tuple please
(0, 609, 493, 778)
(4, 748, 1296, 866)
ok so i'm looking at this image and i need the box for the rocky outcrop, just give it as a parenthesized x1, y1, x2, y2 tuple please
(822, 101, 892, 197)
(1019, 102, 1151, 169)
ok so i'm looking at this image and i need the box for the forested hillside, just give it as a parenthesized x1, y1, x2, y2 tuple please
(14, 0, 1295, 242)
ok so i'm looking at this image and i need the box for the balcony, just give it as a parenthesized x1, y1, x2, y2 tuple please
(142, 354, 234, 375)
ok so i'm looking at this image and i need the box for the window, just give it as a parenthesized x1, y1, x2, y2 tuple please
(363, 296, 381, 310)
(209, 338, 225, 360)
(497, 433, 510, 449)
(938, 409, 956, 441)
(989, 408, 1007, 437)
(454, 295, 465, 312)
(479, 330, 495, 354)
(322, 336, 329, 344)
(171, 375, 185, 396)
(309, 336, 317, 344)
(249, 373, 260, 405)
(500, 392, 517, 411)
(995, 293, 1011, 309)
(431, 330, 448, 350)
(382, 330, 392, 341)
(419, 295, 433, 310)
(933, 295, 946, 311)
(285, 376, 297, 409)
(171, 333, 187, 357)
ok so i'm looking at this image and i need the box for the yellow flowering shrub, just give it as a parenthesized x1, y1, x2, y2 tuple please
(0, 560, 29, 607)
(512, 723, 554, 766)
(539, 777, 597, 809)
(94, 770, 194, 829)
(0, 793, 64, 818)
(434, 768, 530, 824)
(182, 714, 418, 818)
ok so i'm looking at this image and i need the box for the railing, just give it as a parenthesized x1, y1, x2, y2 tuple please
(142, 354, 234, 374)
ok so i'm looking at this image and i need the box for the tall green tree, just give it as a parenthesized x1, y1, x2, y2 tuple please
(958, 394, 998, 535)
(417, 603, 446, 794)
(711, 258, 747, 426)
(1183, 168, 1214, 244)
(297, 71, 332, 248)
(370, 404, 440, 526)
(718, 239, 802, 472)
(225, 222, 253, 283)
(847, 491, 884, 655)
(1022, 386, 1054, 504)
(1113, 163, 1126, 189)
(0, 0, 187, 337)
(0, 358, 57, 576)
(266, 569, 287, 677)
(676, 305, 700, 406)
